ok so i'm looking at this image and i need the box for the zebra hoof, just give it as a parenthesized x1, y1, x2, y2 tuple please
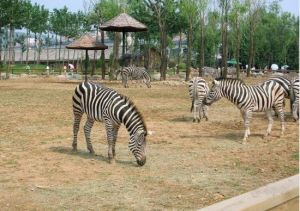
(193, 119, 196, 123)
(88, 148, 95, 154)
(72, 144, 77, 152)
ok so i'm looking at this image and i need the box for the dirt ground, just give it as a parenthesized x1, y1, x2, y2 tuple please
(0, 75, 298, 210)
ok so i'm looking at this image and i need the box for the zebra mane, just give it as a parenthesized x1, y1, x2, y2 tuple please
(215, 77, 245, 85)
(120, 94, 148, 135)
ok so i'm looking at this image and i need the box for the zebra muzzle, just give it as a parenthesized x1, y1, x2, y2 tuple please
(137, 156, 146, 166)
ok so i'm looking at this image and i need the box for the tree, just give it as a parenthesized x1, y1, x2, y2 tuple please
(219, 0, 231, 77)
(246, 0, 263, 77)
(0, 0, 12, 67)
(180, 0, 198, 81)
(229, 0, 247, 78)
(5, 0, 28, 71)
(145, 0, 176, 81)
(197, 0, 208, 77)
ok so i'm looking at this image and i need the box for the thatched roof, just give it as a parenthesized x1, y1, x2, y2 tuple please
(100, 13, 147, 32)
(66, 34, 108, 50)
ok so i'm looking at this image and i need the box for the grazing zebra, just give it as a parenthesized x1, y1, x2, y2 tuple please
(118, 66, 151, 88)
(72, 82, 148, 166)
(188, 77, 209, 122)
(203, 78, 286, 144)
(291, 78, 299, 121)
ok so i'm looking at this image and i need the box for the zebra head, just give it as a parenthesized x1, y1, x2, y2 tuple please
(129, 129, 147, 166)
(203, 80, 222, 106)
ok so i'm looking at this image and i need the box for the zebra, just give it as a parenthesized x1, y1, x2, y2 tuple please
(290, 78, 299, 121)
(188, 77, 209, 122)
(203, 77, 286, 144)
(117, 66, 151, 88)
(72, 81, 148, 166)
(262, 75, 293, 112)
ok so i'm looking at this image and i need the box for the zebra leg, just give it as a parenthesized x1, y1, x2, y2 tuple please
(242, 111, 251, 144)
(292, 102, 299, 121)
(202, 105, 209, 121)
(112, 125, 120, 158)
(105, 120, 118, 164)
(72, 112, 82, 151)
(265, 110, 273, 137)
(275, 106, 285, 137)
(195, 103, 200, 122)
(84, 117, 95, 154)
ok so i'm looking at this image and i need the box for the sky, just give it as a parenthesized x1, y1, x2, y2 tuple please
(30, 0, 299, 16)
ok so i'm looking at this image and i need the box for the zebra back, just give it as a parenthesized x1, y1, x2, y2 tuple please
(264, 76, 291, 97)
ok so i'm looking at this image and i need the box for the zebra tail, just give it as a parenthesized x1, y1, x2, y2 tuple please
(191, 98, 194, 112)
(289, 83, 295, 112)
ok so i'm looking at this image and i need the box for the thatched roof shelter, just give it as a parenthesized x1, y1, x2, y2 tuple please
(66, 34, 108, 50)
(100, 13, 147, 68)
(66, 34, 108, 81)
(100, 13, 147, 32)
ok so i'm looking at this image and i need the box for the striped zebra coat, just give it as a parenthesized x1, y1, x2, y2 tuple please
(291, 78, 299, 121)
(262, 75, 293, 112)
(203, 78, 285, 144)
(118, 66, 151, 88)
(72, 82, 148, 166)
(188, 77, 209, 122)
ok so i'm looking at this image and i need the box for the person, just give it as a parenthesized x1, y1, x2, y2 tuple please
(46, 65, 50, 75)
(26, 65, 31, 74)
(63, 65, 67, 74)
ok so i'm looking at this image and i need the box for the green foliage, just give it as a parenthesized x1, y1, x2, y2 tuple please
(177, 63, 186, 70)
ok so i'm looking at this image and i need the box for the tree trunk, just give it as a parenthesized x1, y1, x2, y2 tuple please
(199, 14, 205, 77)
(100, 30, 106, 80)
(33, 33, 37, 64)
(235, 18, 241, 78)
(111, 32, 120, 80)
(25, 30, 29, 65)
(37, 33, 42, 64)
(67, 38, 70, 66)
(7, 25, 14, 75)
(0, 29, 3, 67)
(92, 27, 99, 76)
(177, 31, 182, 74)
(47, 30, 50, 66)
(185, 24, 192, 81)
(159, 23, 168, 81)
(58, 35, 62, 71)
(247, 22, 254, 77)
(221, 19, 228, 77)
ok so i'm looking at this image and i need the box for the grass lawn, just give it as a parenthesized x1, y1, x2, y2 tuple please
(0, 76, 298, 210)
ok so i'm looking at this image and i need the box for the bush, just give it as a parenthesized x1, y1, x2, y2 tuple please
(177, 63, 186, 70)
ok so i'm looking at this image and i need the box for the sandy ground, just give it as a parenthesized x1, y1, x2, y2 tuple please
(0, 76, 298, 210)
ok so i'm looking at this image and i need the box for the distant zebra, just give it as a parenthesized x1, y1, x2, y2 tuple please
(72, 82, 148, 166)
(118, 66, 151, 88)
(203, 78, 286, 144)
(188, 77, 209, 122)
(291, 78, 299, 121)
